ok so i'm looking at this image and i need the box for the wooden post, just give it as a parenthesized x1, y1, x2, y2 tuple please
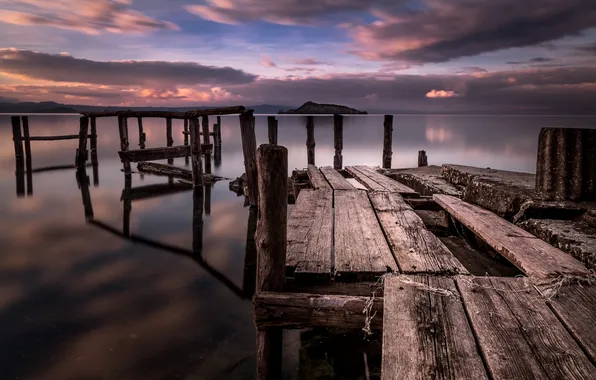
(418, 150, 428, 167)
(240, 111, 258, 206)
(268, 116, 278, 145)
(190, 118, 204, 187)
(214, 116, 222, 147)
(76, 168, 94, 219)
(12, 116, 25, 197)
(166, 117, 174, 165)
(202, 116, 212, 174)
(21, 116, 33, 195)
(255, 144, 288, 380)
(76, 116, 90, 168)
(183, 118, 189, 145)
(306, 116, 315, 165)
(138, 117, 146, 149)
(382, 115, 393, 169)
(243, 205, 258, 298)
(118, 115, 131, 175)
(192, 187, 204, 254)
(90, 116, 99, 186)
(333, 114, 343, 170)
(214, 142, 222, 169)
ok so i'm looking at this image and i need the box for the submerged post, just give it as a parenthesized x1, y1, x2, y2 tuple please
(21, 116, 33, 195)
(138, 117, 146, 149)
(190, 118, 204, 187)
(536, 128, 596, 201)
(255, 144, 288, 380)
(418, 150, 428, 167)
(333, 114, 343, 170)
(12, 116, 25, 197)
(118, 115, 131, 175)
(76, 116, 90, 168)
(382, 114, 393, 169)
(306, 116, 315, 165)
(240, 111, 258, 206)
(268, 116, 278, 145)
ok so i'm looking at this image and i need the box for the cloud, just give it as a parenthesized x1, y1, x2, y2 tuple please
(577, 43, 596, 54)
(292, 57, 328, 65)
(0, 0, 179, 35)
(0, 49, 257, 86)
(426, 89, 459, 98)
(507, 57, 556, 65)
(456, 67, 488, 74)
(283, 67, 318, 73)
(259, 56, 277, 68)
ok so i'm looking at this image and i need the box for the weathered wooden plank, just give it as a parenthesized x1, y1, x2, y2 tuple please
(319, 166, 355, 190)
(334, 190, 396, 279)
(27, 134, 92, 141)
(307, 165, 331, 189)
(353, 165, 418, 196)
(434, 195, 590, 280)
(457, 276, 595, 380)
(254, 292, 382, 330)
(545, 283, 596, 363)
(369, 192, 468, 274)
(118, 145, 190, 162)
(284, 281, 383, 297)
(345, 166, 385, 191)
(286, 189, 332, 279)
(382, 275, 487, 380)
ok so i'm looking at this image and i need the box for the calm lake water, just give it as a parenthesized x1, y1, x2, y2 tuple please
(1, 114, 595, 379)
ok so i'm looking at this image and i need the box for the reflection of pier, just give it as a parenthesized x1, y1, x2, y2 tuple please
(11, 115, 99, 196)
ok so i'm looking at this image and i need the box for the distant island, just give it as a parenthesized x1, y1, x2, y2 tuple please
(279, 101, 367, 114)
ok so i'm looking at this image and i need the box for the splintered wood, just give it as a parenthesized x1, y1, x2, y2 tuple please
(286, 189, 333, 280)
(434, 194, 590, 280)
(334, 190, 396, 279)
(369, 192, 467, 274)
(382, 275, 487, 380)
(319, 166, 355, 190)
(346, 165, 418, 196)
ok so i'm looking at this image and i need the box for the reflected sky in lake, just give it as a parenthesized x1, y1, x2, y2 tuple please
(0, 114, 595, 379)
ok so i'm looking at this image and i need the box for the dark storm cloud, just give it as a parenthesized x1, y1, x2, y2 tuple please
(0, 49, 257, 86)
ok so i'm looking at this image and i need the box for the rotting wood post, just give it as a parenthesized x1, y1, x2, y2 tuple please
(306, 116, 315, 165)
(214, 116, 222, 147)
(268, 116, 278, 145)
(190, 118, 204, 187)
(240, 111, 259, 206)
(202, 116, 212, 174)
(255, 144, 288, 380)
(192, 187, 204, 254)
(536, 128, 596, 201)
(137, 117, 146, 149)
(183, 118, 189, 145)
(12, 116, 25, 197)
(382, 115, 393, 169)
(76, 116, 90, 169)
(90, 116, 99, 186)
(333, 114, 343, 170)
(166, 117, 174, 165)
(117, 115, 131, 176)
(21, 116, 33, 195)
(418, 150, 428, 167)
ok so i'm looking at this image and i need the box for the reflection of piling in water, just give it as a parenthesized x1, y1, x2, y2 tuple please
(243, 205, 258, 298)
(123, 174, 132, 237)
(76, 168, 94, 219)
(21, 116, 33, 194)
(193, 187, 204, 254)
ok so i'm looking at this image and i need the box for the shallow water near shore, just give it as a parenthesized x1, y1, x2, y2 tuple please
(0, 114, 595, 379)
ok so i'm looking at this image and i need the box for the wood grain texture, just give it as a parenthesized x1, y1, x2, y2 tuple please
(319, 166, 355, 190)
(545, 283, 596, 363)
(286, 189, 332, 279)
(369, 192, 467, 274)
(306, 115, 315, 165)
(353, 166, 418, 196)
(435, 195, 590, 279)
(307, 165, 331, 189)
(382, 115, 393, 169)
(190, 118, 203, 187)
(334, 190, 396, 279)
(345, 166, 385, 191)
(240, 113, 258, 206)
(457, 276, 595, 380)
(382, 275, 487, 380)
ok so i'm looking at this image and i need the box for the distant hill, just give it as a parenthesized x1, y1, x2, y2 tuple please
(279, 101, 367, 114)
(0, 101, 79, 113)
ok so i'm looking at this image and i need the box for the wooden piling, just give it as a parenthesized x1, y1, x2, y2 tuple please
(240, 112, 259, 206)
(138, 117, 146, 149)
(255, 144, 288, 380)
(215, 116, 222, 148)
(306, 116, 315, 165)
(118, 115, 131, 175)
(166, 117, 174, 165)
(13, 116, 25, 196)
(193, 187, 204, 254)
(268, 116, 278, 145)
(76, 116, 90, 168)
(202, 116, 212, 173)
(333, 114, 343, 170)
(21, 116, 33, 195)
(183, 118, 189, 145)
(418, 150, 428, 167)
(90, 116, 99, 186)
(382, 115, 393, 169)
(190, 118, 204, 187)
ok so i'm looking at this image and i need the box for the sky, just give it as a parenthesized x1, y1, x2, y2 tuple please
(0, 0, 595, 113)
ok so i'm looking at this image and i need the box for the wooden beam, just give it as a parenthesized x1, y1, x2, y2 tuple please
(319, 166, 355, 190)
(254, 292, 383, 330)
(240, 112, 258, 206)
(434, 194, 590, 280)
(346, 166, 418, 196)
(26, 134, 92, 141)
(118, 145, 190, 162)
(382, 115, 393, 169)
(307, 165, 331, 189)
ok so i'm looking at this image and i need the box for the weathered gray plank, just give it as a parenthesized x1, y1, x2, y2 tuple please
(545, 283, 596, 363)
(334, 190, 396, 279)
(351, 165, 419, 196)
(369, 192, 468, 274)
(345, 166, 385, 191)
(457, 276, 595, 380)
(382, 275, 487, 380)
(307, 165, 331, 189)
(286, 189, 332, 279)
(435, 194, 589, 280)
(319, 166, 355, 190)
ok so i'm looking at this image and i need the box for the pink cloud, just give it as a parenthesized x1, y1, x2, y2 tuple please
(425, 89, 458, 98)
(259, 56, 277, 68)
